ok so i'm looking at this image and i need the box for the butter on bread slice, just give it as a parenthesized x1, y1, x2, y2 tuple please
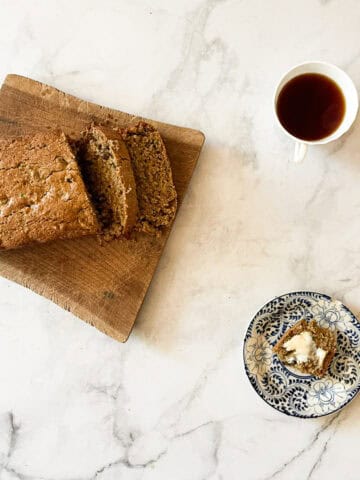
(273, 319, 337, 377)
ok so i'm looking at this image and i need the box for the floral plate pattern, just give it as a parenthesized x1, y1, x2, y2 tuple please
(243, 292, 360, 418)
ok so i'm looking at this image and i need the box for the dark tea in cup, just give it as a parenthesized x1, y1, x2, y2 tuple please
(276, 73, 345, 141)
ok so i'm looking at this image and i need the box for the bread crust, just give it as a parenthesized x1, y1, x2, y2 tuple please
(0, 131, 99, 250)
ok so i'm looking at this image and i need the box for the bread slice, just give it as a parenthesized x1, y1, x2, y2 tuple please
(0, 131, 99, 250)
(78, 125, 138, 239)
(273, 319, 337, 377)
(122, 122, 177, 234)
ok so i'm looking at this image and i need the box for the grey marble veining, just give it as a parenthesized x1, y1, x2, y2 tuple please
(1, 0, 360, 479)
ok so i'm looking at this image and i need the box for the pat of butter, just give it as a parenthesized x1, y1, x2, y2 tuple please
(283, 331, 314, 364)
(316, 348, 327, 367)
(283, 331, 328, 367)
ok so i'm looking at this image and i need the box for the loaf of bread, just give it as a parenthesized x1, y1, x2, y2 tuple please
(122, 122, 177, 234)
(78, 125, 138, 238)
(0, 131, 99, 250)
(0, 122, 177, 249)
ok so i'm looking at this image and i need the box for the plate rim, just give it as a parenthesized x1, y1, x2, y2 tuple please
(243, 290, 360, 419)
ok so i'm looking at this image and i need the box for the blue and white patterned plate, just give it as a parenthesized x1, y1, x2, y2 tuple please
(243, 292, 360, 418)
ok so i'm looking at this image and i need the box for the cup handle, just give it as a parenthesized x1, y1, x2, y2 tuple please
(293, 142, 307, 163)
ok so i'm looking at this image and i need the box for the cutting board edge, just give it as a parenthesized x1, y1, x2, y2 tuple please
(0, 264, 131, 342)
(3, 74, 206, 144)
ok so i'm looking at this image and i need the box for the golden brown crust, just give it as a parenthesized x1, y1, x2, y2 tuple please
(0, 131, 99, 250)
(121, 121, 177, 235)
(273, 319, 337, 377)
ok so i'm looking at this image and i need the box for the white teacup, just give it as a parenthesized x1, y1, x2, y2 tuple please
(274, 61, 358, 162)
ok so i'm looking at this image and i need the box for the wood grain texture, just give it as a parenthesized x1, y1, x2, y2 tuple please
(0, 75, 205, 342)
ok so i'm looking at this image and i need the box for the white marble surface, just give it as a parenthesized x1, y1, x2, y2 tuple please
(0, 0, 360, 478)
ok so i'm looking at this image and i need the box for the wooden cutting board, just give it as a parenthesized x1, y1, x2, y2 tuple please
(0, 74, 205, 342)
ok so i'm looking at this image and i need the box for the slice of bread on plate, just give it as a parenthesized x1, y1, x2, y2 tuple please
(273, 319, 337, 377)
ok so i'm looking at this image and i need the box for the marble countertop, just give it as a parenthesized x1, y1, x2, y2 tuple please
(1, 0, 360, 478)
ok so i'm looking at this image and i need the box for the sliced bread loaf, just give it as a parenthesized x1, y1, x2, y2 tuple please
(122, 122, 177, 234)
(78, 125, 138, 238)
(0, 131, 99, 250)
